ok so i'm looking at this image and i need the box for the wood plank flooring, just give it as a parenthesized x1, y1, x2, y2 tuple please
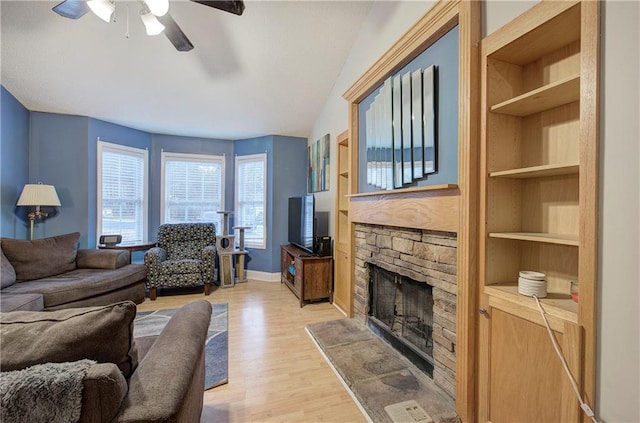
(136, 281, 367, 423)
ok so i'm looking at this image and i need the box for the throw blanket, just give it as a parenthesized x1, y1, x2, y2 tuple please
(1, 359, 96, 423)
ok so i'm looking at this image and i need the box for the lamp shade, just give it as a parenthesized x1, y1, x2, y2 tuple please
(16, 184, 61, 207)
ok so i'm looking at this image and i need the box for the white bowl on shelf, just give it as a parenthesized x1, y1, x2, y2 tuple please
(518, 271, 547, 298)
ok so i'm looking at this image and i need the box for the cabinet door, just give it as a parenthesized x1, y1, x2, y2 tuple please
(301, 259, 332, 301)
(479, 303, 582, 423)
(333, 247, 351, 313)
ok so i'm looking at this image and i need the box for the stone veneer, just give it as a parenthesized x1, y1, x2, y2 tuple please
(353, 223, 458, 398)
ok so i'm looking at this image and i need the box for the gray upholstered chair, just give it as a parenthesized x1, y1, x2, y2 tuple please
(144, 223, 216, 300)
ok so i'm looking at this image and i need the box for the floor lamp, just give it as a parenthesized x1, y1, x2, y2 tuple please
(16, 183, 61, 240)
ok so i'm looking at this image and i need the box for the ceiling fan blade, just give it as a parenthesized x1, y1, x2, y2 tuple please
(191, 1, 245, 16)
(52, 0, 90, 19)
(157, 13, 194, 52)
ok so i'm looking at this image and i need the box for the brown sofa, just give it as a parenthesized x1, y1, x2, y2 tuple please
(0, 300, 212, 423)
(0, 232, 147, 312)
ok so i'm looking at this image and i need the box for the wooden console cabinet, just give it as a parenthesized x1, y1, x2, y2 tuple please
(280, 244, 333, 307)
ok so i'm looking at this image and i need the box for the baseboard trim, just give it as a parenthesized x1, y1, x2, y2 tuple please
(332, 302, 348, 317)
(246, 270, 281, 282)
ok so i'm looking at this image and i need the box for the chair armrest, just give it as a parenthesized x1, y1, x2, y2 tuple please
(114, 300, 212, 423)
(144, 247, 166, 289)
(202, 245, 217, 283)
(143, 247, 166, 266)
(77, 249, 129, 269)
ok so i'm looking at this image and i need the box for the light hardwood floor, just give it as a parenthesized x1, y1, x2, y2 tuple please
(137, 281, 367, 423)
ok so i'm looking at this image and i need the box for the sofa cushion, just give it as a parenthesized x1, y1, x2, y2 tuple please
(1, 248, 16, 288)
(1, 265, 147, 309)
(1, 232, 80, 282)
(0, 301, 138, 377)
(0, 293, 44, 312)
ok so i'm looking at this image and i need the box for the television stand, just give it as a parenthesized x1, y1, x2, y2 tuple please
(280, 244, 333, 307)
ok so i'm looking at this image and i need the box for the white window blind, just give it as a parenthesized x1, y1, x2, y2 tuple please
(235, 153, 267, 249)
(97, 141, 148, 244)
(161, 152, 225, 232)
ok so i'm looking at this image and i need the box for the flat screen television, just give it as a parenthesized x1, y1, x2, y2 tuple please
(288, 195, 329, 254)
(288, 195, 315, 253)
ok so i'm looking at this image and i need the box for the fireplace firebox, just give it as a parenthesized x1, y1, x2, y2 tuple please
(368, 264, 434, 377)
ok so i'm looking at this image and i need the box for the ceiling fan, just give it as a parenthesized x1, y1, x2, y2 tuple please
(52, 0, 245, 52)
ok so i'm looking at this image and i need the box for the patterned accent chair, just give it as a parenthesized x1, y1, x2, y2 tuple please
(144, 223, 216, 300)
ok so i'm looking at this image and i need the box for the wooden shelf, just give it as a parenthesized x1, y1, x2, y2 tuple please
(489, 232, 579, 246)
(348, 183, 457, 198)
(488, 2, 581, 66)
(485, 283, 578, 322)
(490, 74, 580, 117)
(489, 162, 579, 179)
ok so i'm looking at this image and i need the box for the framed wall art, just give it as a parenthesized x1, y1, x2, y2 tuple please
(308, 133, 330, 193)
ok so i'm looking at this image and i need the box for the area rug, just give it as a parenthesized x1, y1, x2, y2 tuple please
(306, 319, 458, 423)
(134, 303, 228, 390)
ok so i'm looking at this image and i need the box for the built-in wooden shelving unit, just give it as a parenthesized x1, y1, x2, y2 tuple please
(478, 1, 599, 421)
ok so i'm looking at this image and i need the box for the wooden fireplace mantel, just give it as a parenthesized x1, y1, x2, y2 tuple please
(349, 185, 460, 233)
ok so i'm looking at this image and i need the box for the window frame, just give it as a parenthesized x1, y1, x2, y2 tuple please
(96, 140, 149, 245)
(234, 152, 267, 249)
(160, 151, 226, 227)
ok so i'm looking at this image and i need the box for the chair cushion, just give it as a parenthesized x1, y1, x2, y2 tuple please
(160, 259, 202, 275)
(1, 248, 16, 288)
(0, 301, 139, 377)
(157, 223, 215, 261)
(1, 232, 80, 282)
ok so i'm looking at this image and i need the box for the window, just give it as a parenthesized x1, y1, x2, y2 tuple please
(235, 153, 267, 249)
(97, 141, 148, 244)
(161, 152, 225, 232)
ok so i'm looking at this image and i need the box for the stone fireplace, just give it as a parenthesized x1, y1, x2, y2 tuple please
(353, 223, 458, 398)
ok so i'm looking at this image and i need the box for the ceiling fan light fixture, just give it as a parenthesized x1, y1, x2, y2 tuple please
(144, 0, 169, 17)
(140, 10, 165, 36)
(87, 0, 115, 22)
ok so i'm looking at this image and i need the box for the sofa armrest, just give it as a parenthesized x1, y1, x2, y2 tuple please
(79, 363, 128, 423)
(114, 300, 212, 423)
(77, 249, 130, 270)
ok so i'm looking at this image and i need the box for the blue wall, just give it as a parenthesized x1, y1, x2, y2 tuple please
(29, 112, 90, 243)
(0, 87, 30, 239)
(234, 135, 308, 273)
(1, 92, 307, 274)
(358, 25, 459, 192)
(272, 136, 308, 272)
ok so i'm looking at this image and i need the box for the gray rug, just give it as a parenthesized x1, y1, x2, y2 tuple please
(306, 319, 458, 423)
(134, 303, 228, 390)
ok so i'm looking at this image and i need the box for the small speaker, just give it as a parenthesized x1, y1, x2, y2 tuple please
(315, 236, 332, 257)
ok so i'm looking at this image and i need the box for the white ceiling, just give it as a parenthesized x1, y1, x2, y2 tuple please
(1, 0, 372, 140)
